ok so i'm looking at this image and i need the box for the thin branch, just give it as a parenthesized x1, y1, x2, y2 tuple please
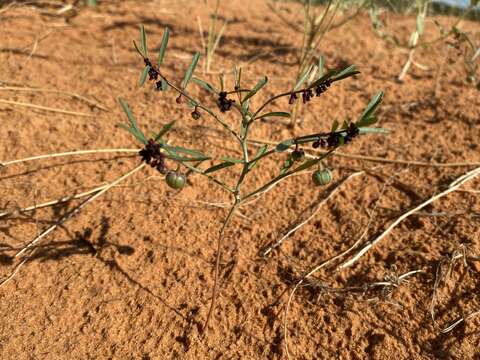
(202, 200, 240, 334)
(247, 138, 480, 168)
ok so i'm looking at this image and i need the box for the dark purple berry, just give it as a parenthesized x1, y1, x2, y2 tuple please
(291, 149, 305, 161)
(191, 108, 201, 120)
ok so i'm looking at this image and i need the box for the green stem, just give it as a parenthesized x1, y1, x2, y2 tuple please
(247, 148, 275, 166)
(252, 88, 305, 121)
(243, 149, 335, 201)
(202, 199, 240, 333)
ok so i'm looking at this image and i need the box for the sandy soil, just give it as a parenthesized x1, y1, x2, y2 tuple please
(0, 0, 479, 359)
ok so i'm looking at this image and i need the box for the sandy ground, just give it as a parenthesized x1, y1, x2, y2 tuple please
(0, 0, 479, 359)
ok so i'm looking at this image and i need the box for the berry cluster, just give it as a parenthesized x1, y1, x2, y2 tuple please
(139, 139, 168, 174)
(289, 79, 332, 105)
(312, 123, 359, 148)
(143, 58, 165, 90)
(217, 91, 235, 112)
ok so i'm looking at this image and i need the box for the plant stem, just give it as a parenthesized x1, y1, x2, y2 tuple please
(202, 115, 251, 332)
(202, 199, 239, 333)
(243, 149, 335, 201)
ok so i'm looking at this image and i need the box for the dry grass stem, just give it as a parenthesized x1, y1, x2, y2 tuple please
(1, 148, 139, 167)
(0, 258, 28, 289)
(0, 86, 109, 111)
(0, 183, 110, 219)
(0, 99, 94, 117)
(339, 166, 480, 270)
(440, 310, 480, 333)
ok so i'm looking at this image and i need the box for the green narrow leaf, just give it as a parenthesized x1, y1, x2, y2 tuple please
(356, 116, 377, 127)
(358, 127, 389, 134)
(204, 161, 236, 174)
(331, 119, 339, 132)
(276, 139, 294, 152)
(157, 27, 170, 68)
(182, 52, 200, 89)
(118, 124, 147, 144)
(233, 65, 242, 89)
(236, 67, 242, 89)
(192, 77, 218, 94)
(280, 154, 295, 175)
(162, 144, 211, 161)
(140, 25, 147, 57)
(241, 99, 250, 115)
(118, 98, 147, 144)
(153, 120, 176, 141)
(255, 111, 291, 121)
(166, 154, 210, 162)
(293, 65, 314, 91)
(331, 65, 360, 82)
(318, 55, 325, 77)
(357, 91, 384, 126)
(163, 145, 211, 161)
(248, 144, 268, 171)
(243, 76, 268, 102)
(139, 66, 150, 87)
(308, 69, 337, 89)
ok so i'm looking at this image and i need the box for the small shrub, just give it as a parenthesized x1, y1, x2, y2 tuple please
(120, 25, 387, 331)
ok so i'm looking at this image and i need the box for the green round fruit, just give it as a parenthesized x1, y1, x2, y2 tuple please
(165, 171, 186, 189)
(312, 169, 332, 186)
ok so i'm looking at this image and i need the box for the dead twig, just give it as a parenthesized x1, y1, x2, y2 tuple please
(0, 86, 109, 111)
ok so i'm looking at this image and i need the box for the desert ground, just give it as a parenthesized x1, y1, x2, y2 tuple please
(0, 0, 479, 359)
